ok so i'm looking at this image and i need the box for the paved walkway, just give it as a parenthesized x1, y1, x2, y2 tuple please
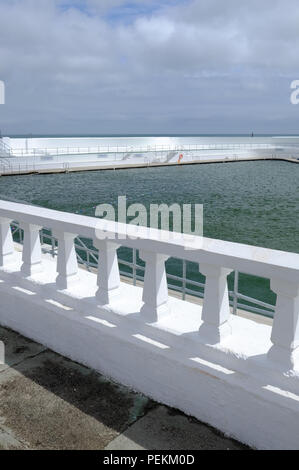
(0, 325, 247, 450)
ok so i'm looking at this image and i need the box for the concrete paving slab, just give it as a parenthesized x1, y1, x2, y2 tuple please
(105, 405, 246, 450)
(0, 326, 46, 372)
(0, 329, 151, 450)
(0, 325, 247, 450)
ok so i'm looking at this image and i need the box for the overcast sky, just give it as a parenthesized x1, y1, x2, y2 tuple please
(0, 0, 298, 135)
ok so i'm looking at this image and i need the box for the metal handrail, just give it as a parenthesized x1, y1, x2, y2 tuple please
(8, 142, 277, 158)
(0, 139, 11, 157)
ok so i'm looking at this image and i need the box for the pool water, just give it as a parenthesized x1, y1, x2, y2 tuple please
(2, 160, 298, 311)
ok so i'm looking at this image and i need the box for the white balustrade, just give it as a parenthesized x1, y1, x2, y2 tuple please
(94, 240, 120, 305)
(53, 230, 78, 290)
(2, 199, 299, 372)
(0, 217, 15, 267)
(140, 250, 169, 322)
(199, 264, 233, 343)
(268, 279, 299, 368)
(20, 222, 42, 276)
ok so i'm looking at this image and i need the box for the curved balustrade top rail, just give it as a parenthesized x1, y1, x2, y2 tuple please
(0, 199, 298, 281)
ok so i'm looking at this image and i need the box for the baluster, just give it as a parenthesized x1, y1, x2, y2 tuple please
(0, 218, 15, 267)
(20, 222, 42, 276)
(199, 264, 233, 343)
(94, 240, 120, 305)
(53, 231, 78, 290)
(268, 279, 299, 369)
(140, 250, 169, 322)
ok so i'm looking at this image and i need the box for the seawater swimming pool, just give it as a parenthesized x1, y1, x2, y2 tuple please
(1, 159, 298, 312)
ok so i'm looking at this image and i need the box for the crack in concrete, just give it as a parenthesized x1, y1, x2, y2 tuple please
(0, 422, 30, 450)
(0, 347, 48, 375)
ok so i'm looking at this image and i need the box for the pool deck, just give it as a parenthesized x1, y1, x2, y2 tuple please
(0, 325, 247, 450)
(0, 154, 291, 177)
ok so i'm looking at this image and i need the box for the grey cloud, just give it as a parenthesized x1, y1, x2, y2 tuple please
(0, 0, 298, 134)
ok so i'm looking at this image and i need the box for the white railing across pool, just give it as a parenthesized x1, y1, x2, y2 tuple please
(8, 142, 276, 157)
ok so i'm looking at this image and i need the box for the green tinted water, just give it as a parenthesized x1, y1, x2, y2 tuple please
(1, 160, 298, 310)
